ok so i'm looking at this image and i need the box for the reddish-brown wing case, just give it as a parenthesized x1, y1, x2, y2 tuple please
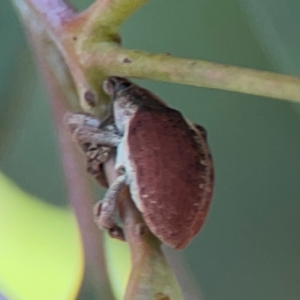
(127, 107, 214, 249)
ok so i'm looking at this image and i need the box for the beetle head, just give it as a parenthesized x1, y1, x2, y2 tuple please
(103, 77, 168, 109)
(102, 77, 170, 133)
(103, 77, 133, 98)
(102, 77, 137, 133)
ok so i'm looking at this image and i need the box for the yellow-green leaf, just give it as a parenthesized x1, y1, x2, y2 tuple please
(0, 172, 83, 300)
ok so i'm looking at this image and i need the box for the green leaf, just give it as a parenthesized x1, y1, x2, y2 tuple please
(0, 172, 83, 300)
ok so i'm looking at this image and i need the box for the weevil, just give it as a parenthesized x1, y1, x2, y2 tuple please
(67, 77, 214, 249)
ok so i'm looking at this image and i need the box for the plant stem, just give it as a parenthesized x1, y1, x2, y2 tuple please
(11, 0, 76, 31)
(82, 44, 300, 103)
(104, 158, 183, 300)
(13, 0, 300, 106)
(19, 16, 116, 300)
(78, 0, 149, 44)
(12, 0, 106, 115)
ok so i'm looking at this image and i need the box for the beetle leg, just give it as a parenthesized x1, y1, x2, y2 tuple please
(66, 111, 121, 147)
(66, 112, 122, 187)
(67, 112, 126, 238)
(94, 174, 126, 240)
(72, 125, 121, 148)
(68, 127, 113, 187)
(108, 225, 125, 241)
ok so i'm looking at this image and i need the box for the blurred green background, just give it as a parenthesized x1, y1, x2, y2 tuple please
(1, 0, 300, 299)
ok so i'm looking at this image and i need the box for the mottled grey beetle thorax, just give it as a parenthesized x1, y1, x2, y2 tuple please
(113, 95, 138, 134)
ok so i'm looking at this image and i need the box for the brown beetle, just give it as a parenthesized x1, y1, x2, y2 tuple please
(67, 77, 214, 249)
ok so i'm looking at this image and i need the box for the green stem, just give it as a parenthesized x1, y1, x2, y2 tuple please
(79, 0, 149, 44)
(82, 44, 300, 103)
(11, 0, 105, 115)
